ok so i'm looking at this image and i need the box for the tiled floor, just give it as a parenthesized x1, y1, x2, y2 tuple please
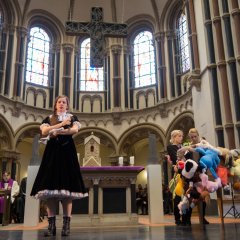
(0, 215, 240, 240)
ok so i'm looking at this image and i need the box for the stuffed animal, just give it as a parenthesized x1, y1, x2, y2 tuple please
(194, 147, 220, 179)
(230, 159, 240, 178)
(182, 159, 198, 180)
(178, 196, 189, 215)
(233, 182, 240, 191)
(216, 165, 230, 190)
(199, 173, 222, 193)
(193, 140, 221, 155)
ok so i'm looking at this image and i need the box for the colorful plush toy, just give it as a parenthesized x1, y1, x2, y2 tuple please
(182, 159, 198, 180)
(216, 165, 230, 190)
(178, 195, 189, 215)
(194, 140, 221, 155)
(198, 173, 222, 193)
(194, 147, 220, 179)
(230, 158, 240, 178)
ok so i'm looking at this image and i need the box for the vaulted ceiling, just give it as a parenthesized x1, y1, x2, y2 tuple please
(17, 0, 173, 31)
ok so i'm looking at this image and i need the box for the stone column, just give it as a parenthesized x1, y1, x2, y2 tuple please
(212, 0, 235, 148)
(93, 178, 100, 215)
(166, 31, 176, 98)
(73, 47, 80, 110)
(155, 32, 167, 99)
(13, 26, 28, 98)
(62, 44, 73, 98)
(111, 44, 122, 108)
(187, 0, 200, 73)
(231, 0, 240, 60)
(147, 134, 164, 223)
(123, 45, 130, 108)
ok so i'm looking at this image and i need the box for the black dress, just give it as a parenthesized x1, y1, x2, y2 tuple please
(31, 114, 88, 200)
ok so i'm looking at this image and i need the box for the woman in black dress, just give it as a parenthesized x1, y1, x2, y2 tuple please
(31, 95, 88, 237)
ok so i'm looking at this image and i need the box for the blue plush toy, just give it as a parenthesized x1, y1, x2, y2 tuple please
(195, 147, 220, 179)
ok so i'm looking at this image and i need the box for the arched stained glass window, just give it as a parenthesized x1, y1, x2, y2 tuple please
(80, 38, 104, 91)
(26, 27, 50, 86)
(176, 13, 190, 73)
(133, 31, 156, 88)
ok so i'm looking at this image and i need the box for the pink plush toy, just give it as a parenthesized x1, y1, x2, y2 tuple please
(199, 173, 222, 193)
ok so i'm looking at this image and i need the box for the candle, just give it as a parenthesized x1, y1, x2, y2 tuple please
(130, 156, 134, 166)
(77, 153, 80, 165)
(119, 156, 123, 166)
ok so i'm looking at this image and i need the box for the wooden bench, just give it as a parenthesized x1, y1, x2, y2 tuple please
(0, 189, 11, 226)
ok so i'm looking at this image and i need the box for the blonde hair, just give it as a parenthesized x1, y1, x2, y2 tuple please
(170, 130, 183, 144)
(188, 128, 199, 136)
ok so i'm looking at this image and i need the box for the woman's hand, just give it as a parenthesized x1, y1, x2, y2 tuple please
(61, 117, 71, 127)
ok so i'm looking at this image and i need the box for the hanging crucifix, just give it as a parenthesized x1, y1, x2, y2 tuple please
(65, 7, 128, 68)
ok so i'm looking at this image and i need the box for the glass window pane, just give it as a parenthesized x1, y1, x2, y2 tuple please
(26, 27, 50, 86)
(79, 38, 104, 91)
(176, 13, 190, 73)
(133, 31, 156, 88)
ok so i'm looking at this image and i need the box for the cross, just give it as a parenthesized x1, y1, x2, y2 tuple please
(65, 7, 128, 68)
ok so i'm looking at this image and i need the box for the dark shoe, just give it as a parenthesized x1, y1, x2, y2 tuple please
(186, 221, 191, 226)
(61, 216, 71, 236)
(175, 220, 182, 226)
(44, 216, 56, 237)
(203, 218, 209, 224)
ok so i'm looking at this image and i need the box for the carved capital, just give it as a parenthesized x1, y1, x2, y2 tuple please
(93, 178, 100, 185)
(154, 32, 165, 43)
(16, 26, 28, 37)
(62, 43, 74, 53)
(188, 73, 201, 91)
(12, 100, 24, 117)
(158, 103, 168, 118)
(111, 107, 122, 125)
(111, 44, 122, 55)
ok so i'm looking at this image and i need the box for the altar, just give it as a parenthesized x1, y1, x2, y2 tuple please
(72, 166, 144, 225)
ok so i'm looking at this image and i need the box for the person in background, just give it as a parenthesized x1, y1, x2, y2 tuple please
(31, 95, 88, 237)
(141, 186, 148, 215)
(0, 171, 19, 224)
(136, 184, 143, 214)
(14, 177, 27, 223)
(167, 130, 184, 177)
(167, 130, 184, 225)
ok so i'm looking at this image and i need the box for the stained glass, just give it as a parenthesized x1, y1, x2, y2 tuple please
(176, 13, 190, 73)
(79, 38, 104, 91)
(26, 27, 50, 86)
(133, 31, 156, 88)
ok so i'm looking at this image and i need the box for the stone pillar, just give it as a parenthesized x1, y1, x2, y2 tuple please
(231, 0, 240, 60)
(62, 44, 73, 98)
(111, 44, 122, 108)
(24, 166, 40, 227)
(187, 0, 200, 73)
(73, 47, 80, 110)
(93, 178, 99, 214)
(147, 134, 164, 223)
(13, 26, 28, 98)
(155, 32, 167, 99)
(123, 45, 130, 109)
(166, 31, 176, 98)
(212, 0, 235, 148)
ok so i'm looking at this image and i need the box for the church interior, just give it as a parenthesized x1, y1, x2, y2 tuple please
(0, 0, 240, 239)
